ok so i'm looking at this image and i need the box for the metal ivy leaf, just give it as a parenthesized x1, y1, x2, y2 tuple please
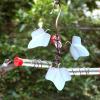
(45, 67, 71, 91)
(28, 28, 51, 49)
(70, 36, 89, 60)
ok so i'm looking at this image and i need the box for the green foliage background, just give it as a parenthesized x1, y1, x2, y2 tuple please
(0, 0, 100, 99)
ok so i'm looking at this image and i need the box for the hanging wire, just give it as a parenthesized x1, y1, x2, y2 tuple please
(54, 0, 61, 67)
(55, 8, 61, 33)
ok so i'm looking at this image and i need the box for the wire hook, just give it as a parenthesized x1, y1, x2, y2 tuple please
(55, 7, 61, 33)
